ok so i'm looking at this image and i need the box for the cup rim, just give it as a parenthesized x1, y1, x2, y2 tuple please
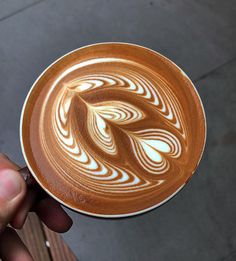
(20, 41, 207, 218)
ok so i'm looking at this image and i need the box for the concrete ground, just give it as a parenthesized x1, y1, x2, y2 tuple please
(0, 0, 235, 260)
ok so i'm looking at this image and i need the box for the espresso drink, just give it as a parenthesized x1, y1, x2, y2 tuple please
(21, 43, 206, 217)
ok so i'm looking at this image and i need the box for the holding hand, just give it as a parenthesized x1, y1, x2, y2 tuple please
(0, 154, 73, 260)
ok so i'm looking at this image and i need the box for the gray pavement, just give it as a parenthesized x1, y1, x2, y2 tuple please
(0, 0, 235, 260)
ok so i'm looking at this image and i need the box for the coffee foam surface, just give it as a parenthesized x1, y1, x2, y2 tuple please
(21, 43, 206, 217)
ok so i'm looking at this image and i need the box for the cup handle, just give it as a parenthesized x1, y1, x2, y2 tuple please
(18, 167, 49, 202)
(18, 167, 37, 187)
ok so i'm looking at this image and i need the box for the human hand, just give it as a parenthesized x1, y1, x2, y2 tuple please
(0, 154, 73, 260)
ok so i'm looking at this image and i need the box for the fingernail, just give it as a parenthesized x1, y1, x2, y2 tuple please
(0, 169, 22, 201)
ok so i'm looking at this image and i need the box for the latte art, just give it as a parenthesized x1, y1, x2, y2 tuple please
(21, 43, 206, 216)
(86, 101, 144, 155)
(41, 59, 184, 195)
(129, 129, 181, 175)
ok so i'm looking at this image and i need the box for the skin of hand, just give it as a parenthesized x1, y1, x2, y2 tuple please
(0, 154, 73, 261)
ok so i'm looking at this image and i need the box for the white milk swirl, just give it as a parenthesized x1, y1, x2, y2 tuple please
(40, 58, 186, 195)
(86, 101, 144, 155)
(129, 129, 181, 174)
(65, 58, 187, 139)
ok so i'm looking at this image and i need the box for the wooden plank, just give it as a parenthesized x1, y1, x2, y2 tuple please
(43, 225, 78, 261)
(17, 212, 77, 261)
(17, 213, 51, 261)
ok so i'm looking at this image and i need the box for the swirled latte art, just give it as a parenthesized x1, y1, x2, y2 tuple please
(21, 43, 206, 217)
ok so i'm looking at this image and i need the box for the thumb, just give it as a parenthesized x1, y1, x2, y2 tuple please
(0, 168, 26, 232)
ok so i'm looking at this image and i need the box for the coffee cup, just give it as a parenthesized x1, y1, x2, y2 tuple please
(20, 42, 206, 218)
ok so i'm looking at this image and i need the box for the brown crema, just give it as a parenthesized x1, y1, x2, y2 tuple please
(21, 43, 206, 217)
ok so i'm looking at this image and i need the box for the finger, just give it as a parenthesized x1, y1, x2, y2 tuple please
(0, 155, 37, 229)
(11, 167, 46, 229)
(10, 188, 37, 229)
(0, 227, 33, 261)
(0, 161, 27, 232)
(0, 156, 42, 230)
(11, 179, 51, 229)
(0, 153, 32, 229)
(35, 198, 73, 233)
(0, 155, 73, 233)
